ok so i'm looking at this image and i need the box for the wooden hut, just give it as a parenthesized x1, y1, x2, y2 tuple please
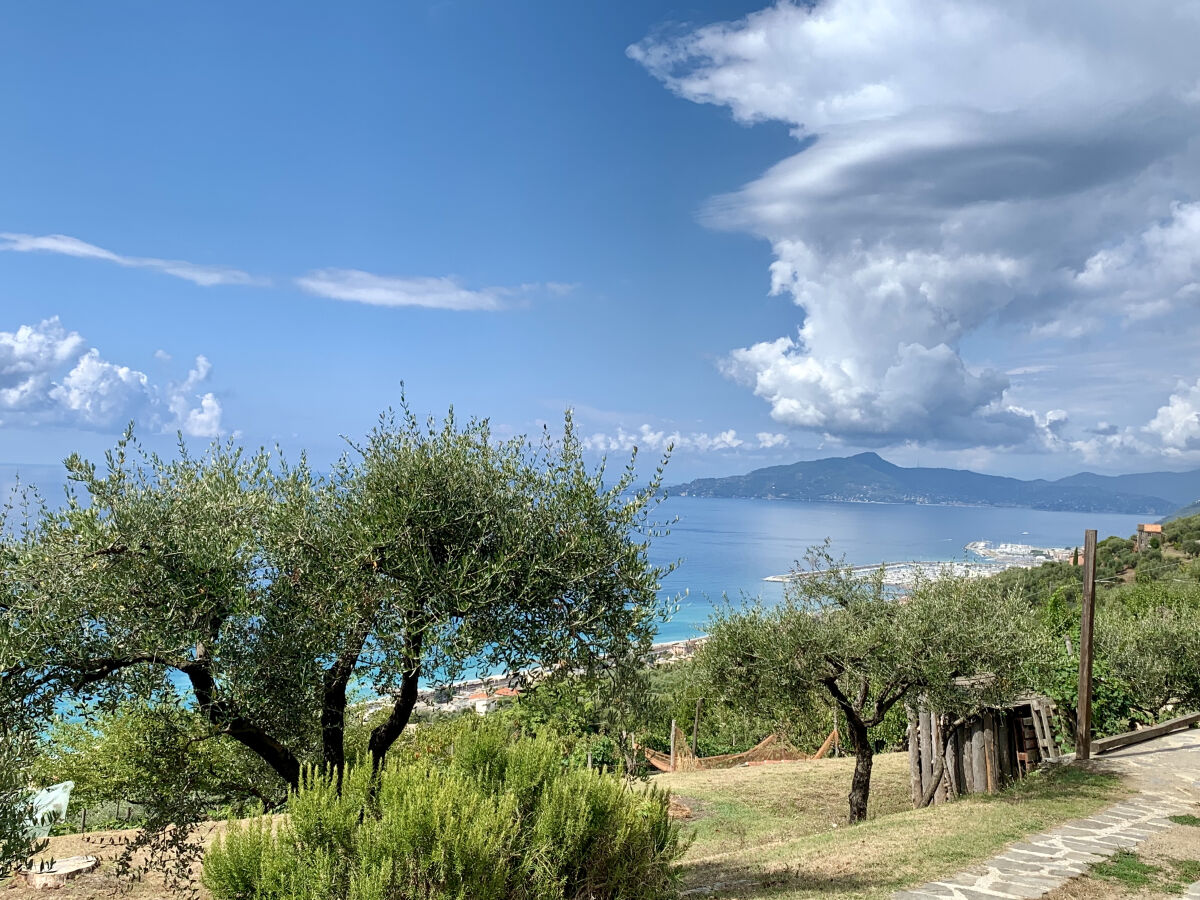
(907, 695, 1061, 805)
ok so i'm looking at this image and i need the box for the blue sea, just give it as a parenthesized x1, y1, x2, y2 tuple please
(647, 497, 1143, 642)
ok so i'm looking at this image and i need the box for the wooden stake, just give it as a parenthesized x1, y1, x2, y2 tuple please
(669, 718, 677, 773)
(907, 706, 921, 806)
(1076, 529, 1098, 761)
(691, 698, 703, 756)
(918, 705, 933, 794)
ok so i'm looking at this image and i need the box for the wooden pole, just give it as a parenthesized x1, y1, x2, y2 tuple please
(1076, 529, 1098, 761)
(907, 706, 922, 806)
(918, 705, 933, 793)
(691, 698, 703, 756)
(669, 718, 677, 773)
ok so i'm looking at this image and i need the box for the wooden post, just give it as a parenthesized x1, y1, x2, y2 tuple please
(1076, 529, 1098, 761)
(997, 712, 1012, 785)
(907, 706, 922, 806)
(691, 698, 703, 756)
(960, 726, 974, 793)
(971, 722, 987, 793)
(932, 714, 947, 803)
(918, 705, 933, 794)
(983, 712, 998, 793)
(669, 719, 677, 773)
(945, 726, 960, 798)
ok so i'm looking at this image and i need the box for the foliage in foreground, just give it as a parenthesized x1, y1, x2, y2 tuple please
(203, 722, 686, 900)
(32, 702, 288, 826)
(0, 731, 44, 880)
(6, 405, 671, 792)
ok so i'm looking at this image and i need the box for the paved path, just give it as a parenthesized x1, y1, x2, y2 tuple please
(895, 728, 1200, 900)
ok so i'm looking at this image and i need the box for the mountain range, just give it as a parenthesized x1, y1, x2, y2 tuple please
(670, 453, 1200, 516)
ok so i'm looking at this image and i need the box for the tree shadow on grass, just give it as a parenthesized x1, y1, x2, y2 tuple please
(977, 764, 1122, 806)
(681, 856, 881, 899)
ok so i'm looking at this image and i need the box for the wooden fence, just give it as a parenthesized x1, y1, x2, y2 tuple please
(908, 696, 1061, 805)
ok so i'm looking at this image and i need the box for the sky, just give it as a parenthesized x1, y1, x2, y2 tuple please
(2, 0, 1200, 490)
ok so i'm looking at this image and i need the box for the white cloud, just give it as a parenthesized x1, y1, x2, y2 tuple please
(583, 424, 749, 454)
(296, 270, 505, 311)
(1145, 379, 1200, 451)
(0, 317, 86, 410)
(0, 318, 223, 437)
(2, 232, 568, 313)
(0, 233, 261, 287)
(632, 0, 1200, 450)
(49, 350, 154, 427)
(583, 425, 792, 454)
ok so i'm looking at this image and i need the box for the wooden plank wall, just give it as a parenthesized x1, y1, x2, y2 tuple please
(911, 704, 1045, 805)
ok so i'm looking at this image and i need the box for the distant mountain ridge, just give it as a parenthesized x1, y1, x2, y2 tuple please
(670, 452, 1200, 515)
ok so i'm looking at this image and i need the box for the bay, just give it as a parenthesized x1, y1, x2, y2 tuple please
(648, 496, 1145, 642)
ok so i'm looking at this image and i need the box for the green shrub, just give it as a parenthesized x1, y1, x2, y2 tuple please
(203, 722, 685, 900)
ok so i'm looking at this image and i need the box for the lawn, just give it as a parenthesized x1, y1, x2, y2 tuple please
(661, 752, 1127, 899)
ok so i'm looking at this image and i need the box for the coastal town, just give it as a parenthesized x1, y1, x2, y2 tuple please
(765, 540, 1077, 588)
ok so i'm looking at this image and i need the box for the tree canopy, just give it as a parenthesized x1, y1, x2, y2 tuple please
(3, 406, 673, 799)
(697, 548, 1036, 823)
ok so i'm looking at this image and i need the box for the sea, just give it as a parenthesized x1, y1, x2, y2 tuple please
(647, 496, 1144, 643)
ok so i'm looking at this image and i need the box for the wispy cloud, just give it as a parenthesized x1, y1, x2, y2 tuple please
(2, 231, 571, 313)
(295, 269, 505, 311)
(0, 232, 262, 287)
(295, 269, 575, 311)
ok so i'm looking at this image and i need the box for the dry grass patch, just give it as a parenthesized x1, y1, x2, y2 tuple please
(662, 755, 1127, 900)
(3, 821, 227, 900)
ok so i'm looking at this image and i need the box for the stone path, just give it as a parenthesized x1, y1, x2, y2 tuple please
(895, 728, 1200, 900)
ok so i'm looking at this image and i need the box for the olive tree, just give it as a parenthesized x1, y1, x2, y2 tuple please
(698, 547, 1035, 824)
(1, 491, 55, 879)
(5, 405, 672, 794)
(1097, 582, 1200, 722)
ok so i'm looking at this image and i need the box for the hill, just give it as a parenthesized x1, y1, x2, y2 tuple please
(670, 452, 1191, 514)
(1165, 500, 1200, 522)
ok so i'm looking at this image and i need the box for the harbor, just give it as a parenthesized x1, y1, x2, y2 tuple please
(764, 541, 1073, 589)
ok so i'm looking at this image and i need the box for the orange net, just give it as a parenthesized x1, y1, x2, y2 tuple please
(640, 725, 836, 772)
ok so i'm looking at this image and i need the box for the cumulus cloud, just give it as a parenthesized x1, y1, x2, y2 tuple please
(0, 318, 223, 436)
(0, 233, 261, 287)
(632, 0, 1200, 449)
(1145, 379, 1200, 451)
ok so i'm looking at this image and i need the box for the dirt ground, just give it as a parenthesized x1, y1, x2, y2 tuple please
(4, 821, 226, 899)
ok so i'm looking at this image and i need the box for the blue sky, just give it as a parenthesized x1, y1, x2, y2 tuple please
(3, 0, 1200, 487)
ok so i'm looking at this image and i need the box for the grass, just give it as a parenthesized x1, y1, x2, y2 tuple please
(660, 753, 1126, 900)
(1088, 851, 1200, 895)
(1091, 851, 1162, 888)
(1170, 814, 1200, 827)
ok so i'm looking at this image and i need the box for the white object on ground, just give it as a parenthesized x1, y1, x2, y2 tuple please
(23, 780, 74, 840)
